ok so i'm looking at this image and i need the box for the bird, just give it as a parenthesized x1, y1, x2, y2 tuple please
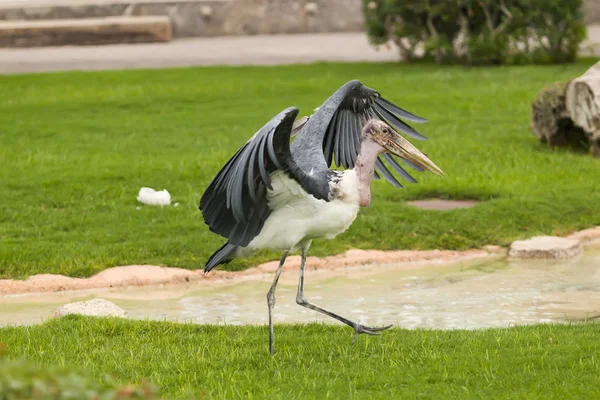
(199, 80, 444, 354)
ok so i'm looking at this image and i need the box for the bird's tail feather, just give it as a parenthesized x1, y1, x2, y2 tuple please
(205, 241, 238, 273)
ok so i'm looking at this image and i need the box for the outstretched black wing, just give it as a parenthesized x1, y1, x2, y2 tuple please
(199, 107, 299, 246)
(323, 81, 428, 187)
(291, 80, 428, 190)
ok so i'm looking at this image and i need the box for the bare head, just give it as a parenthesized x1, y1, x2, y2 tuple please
(362, 119, 444, 176)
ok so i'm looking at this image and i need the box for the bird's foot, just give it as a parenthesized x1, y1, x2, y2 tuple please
(351, 323, 392, 344)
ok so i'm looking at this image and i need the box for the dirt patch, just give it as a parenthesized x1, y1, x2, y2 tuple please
(407, 199, 478, 210)
(566, 226, 600, 243)
(0, 247, 505, 296)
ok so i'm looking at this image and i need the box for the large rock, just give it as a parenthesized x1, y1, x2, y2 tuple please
(53, 298, 128, 318)
(565, 61, 600, 156)
(509, 236, 583, 260)
(530, 82, 588, 149)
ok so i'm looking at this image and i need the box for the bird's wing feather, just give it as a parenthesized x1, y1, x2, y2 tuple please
(200, 107, 299, 246)
(321, 82, 427, 186)
(267, 170, 308, 210)
(289, 80, 428, 196)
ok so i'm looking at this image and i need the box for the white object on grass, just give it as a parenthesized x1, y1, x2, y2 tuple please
(54, 298, 128, 318)
(137, 187, 171, 206)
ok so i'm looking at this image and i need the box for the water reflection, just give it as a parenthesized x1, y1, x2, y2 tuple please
(2, 249, 600, 329)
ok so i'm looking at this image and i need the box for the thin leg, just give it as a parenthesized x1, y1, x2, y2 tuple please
(295, 242, 392, 343)
(267, 249, 289, 355)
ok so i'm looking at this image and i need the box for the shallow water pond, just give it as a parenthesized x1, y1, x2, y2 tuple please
(2, 248, 600, 329)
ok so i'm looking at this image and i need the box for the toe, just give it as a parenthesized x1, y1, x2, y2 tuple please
(366, 324, 393, 332)
(354, 324, 393, 336)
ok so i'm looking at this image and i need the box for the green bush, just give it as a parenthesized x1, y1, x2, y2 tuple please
(0, 347, 160, 400)
(363, 0, 587, 65)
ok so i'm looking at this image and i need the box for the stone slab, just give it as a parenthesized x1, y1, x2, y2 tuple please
(0, 15, 172, 47)
(53, 298, 128, 318)
(509, 236, 583, 260)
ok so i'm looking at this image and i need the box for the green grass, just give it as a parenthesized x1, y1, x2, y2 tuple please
(2, 60, 600, 279)
(2, 316, 600, 399)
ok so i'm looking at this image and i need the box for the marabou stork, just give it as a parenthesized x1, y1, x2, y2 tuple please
(199, 80, 443, 354)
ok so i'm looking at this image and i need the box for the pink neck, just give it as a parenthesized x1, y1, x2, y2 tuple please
(354, 138, 384, 207)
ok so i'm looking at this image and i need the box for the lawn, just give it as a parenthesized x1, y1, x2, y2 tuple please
(1, 316, 600, 399)
(2, 60, 600, 279)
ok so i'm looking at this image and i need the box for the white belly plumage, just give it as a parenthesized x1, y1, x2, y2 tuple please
(242, 170, 360, 253)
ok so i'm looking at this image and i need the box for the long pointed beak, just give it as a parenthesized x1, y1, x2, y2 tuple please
(384, 133, 444, 176)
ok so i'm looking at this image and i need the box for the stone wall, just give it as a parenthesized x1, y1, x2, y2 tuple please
(584, 0, 600, 25)
(0, 0, 365, 38)
(0, 1, 231, 38)
(223, 0, 364, 35)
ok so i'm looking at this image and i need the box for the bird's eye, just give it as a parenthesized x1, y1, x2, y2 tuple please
(382, 128, 389, 134)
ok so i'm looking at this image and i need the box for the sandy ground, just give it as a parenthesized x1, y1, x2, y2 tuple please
(0, 25, 599, 75)
(1, 226, 600, 295)
(0, 33, 399, 75)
